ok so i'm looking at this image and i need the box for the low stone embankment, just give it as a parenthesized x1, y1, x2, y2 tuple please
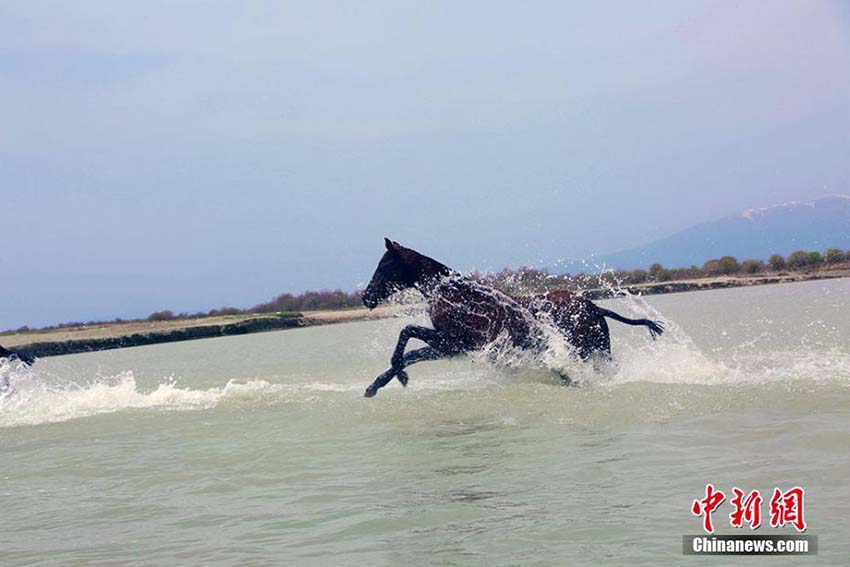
(13, 314, 304, 359)
(584, 272, 840, 300)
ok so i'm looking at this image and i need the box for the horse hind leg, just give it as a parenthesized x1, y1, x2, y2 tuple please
(578, 316, 611, 361)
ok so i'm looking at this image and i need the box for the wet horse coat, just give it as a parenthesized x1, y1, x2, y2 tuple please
(0, 344, 33, 366)
(0, 343, 34, 395)
(362, 239, 663, 397)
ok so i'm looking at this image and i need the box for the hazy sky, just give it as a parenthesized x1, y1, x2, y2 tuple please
(2, 1, 849, 328)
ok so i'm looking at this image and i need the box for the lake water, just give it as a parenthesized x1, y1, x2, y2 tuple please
(2, 279, 849, 565)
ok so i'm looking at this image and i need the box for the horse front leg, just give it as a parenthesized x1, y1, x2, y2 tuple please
(390, 325, 444, 385)
(364, 325, 446, 398)
(364, 347, 444, 398)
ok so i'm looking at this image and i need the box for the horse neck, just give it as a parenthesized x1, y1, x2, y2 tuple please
(406, 252, 456, 300)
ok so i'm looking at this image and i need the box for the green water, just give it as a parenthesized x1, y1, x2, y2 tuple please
(2, 279, 849, 565)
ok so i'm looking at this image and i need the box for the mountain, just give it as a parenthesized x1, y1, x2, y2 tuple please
(585, 194, 850, 270)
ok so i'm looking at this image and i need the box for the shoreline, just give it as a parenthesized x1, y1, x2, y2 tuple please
(583, 268, 849, 299)
(4, 270, 847, 360)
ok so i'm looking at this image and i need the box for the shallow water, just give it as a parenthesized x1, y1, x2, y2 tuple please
(2, 279, 849, 565)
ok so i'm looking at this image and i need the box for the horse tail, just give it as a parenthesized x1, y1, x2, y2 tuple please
(595, 307, 664, 340)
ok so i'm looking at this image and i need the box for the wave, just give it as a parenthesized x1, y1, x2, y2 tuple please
(0, 360, 364, 428)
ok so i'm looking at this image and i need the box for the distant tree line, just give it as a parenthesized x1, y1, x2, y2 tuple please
(250, 290, 363, 313)
(641, 247, 850, 283)
(5, 289, 363, 334)
(5, 247, 848, 334)
(143, 289, 364, 323)
(473, 247, 850, 294)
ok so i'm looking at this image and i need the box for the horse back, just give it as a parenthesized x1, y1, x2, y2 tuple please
(429, 279, 537, 350)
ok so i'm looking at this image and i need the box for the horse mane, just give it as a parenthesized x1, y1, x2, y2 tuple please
(398, 245, 456, 281)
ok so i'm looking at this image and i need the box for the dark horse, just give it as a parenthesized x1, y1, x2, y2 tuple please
(0, 343, 34, 394)
(0, 344, 33, 366)
(362, 239, 663, 397)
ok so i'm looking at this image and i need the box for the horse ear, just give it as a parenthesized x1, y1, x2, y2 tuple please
(385, 237, 394, 251)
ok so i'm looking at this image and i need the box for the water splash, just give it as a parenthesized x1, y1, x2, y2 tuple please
(0, 359, 365, 428)
(462, 286, 850, 390)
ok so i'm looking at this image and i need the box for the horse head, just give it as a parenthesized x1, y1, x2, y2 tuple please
(362, 238, 419, 309)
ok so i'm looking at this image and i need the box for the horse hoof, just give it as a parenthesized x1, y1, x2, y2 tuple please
(397, 370, 409, 387)
(364, 386, 377, 398)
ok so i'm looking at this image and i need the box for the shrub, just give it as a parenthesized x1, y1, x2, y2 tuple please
(598, 271, 620, 287)
(703, 257, 739, 275)
(824, 248, 845, 264)
(717, 256, 740, 274)
(208, 307, 241, 317)
(147, 310, 175, 321)
(740, 259, 763, 274)
(786, 250, 810, 270)
(649, 263, 668, 281)
(702, 259, 721, 275)
(768, 254, 786, 271)
(669, 266, 701, 280)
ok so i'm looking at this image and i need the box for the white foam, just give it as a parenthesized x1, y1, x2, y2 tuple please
(0, 361, 271, 428)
